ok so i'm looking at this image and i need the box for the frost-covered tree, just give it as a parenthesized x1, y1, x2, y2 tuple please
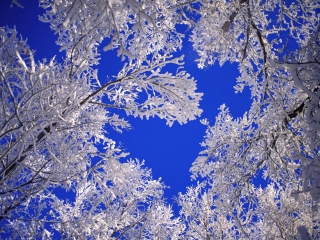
(177, 183, 238, 239)
(183, 0, 320, 238)
(2, 0, 320, 238)
(3, 158, 184, 239)
(0, 0, 202, 237)
(178, 181, 319, 239)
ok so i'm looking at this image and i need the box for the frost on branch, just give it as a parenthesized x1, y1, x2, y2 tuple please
(177, 183, 238, 239)
(39, 0, 183, 63)
(0, 0, 201, 234)
(188, 1, 320, 237)
(104, 54, 203, 126)
(3, 153, 183, 238)
(177, 181, 319, 239)
(0, 28, 182, 235)
(47, 158, 181, 239)
(3, 0, 320, 238)
(0, 27, 129, 224)
(190, 0, 319, 79)
(37, 0, 203, 127)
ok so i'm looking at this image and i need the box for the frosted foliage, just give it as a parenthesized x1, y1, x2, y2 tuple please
(187, 0, 320, 238)
(1, 0, 320, 238)
(0, 27, 111, 212)
(3, 158, 182, 239)
(189, 45, 320, 238)
(254, 185, 319, 239)
(108, 54, 203, 126)
(191, 0, 319, 70)
(40, 0, 183, 62)
(0, 0, 202, 236)
(46, 159, 181, 239)
(178, 182, 319, 239)
(177, 183, 238, 239)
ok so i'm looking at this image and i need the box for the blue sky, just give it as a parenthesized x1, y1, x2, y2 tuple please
(0, 0, 252, 214)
